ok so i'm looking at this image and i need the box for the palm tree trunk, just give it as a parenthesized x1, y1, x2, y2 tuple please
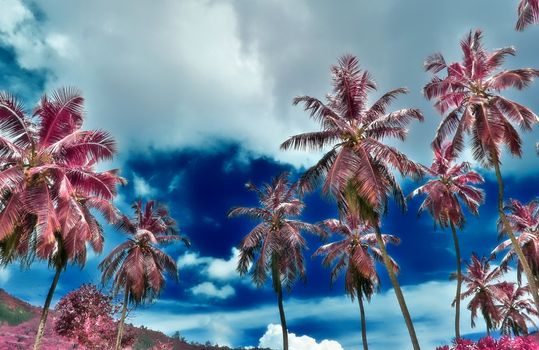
(33, 266, 62, 350)
(373, 223, 421, 350)
(450, 221, 462, 339)
(276, 281, 288, 350)
(493, 160, 539, 313)
(356, 287, 369, 350)
(115, 287, 130, 350)
(271, 256, 288, 350)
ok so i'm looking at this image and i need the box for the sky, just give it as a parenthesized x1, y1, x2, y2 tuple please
(0, 0, 539, 349)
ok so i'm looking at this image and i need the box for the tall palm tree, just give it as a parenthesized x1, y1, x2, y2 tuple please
(0, 88, 125, 350)
(423, 29, 539, 313)
(496, 283, 538, 336)
(492, 198, 539, 284)
(460, 254, 507, 335)
(516, 0, 539, 31)
(281, 55, 424, 350)
(409, 141, 485, 338)
(228, 173, 325, 350)
(99, 200, 188, 350)
(314, 212, 399, 350)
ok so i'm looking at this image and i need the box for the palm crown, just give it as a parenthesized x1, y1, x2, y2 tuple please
(516, 0, 539, 31)
(409, 141, 484, 228)
(492, 198, 539, 283)
(496, 283, 538, 336)
(0, 88, 124, 265)
(229, 172, 325, 290)
(99, 200, 188, 304)
(424, 29, 539, 167)
(314, 214, 399, 300)
(461, 254, 507, 332)
(281, 55, 424, 211)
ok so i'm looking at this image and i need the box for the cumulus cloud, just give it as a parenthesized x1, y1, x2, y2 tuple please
(132, 278, 492, 349)
(0, 267, 10, 285)
(190, 282, 235, 300)
(177, 247, 242, 281)
(2, 0, 538, 173)
(259, 324, 343, 350)
(132, 173, 156, 197)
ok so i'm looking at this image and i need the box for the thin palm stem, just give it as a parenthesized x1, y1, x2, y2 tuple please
(33, 266, 62, 350)
(450, 221, 462, 339)
(115, 287, 129, 350)
(494, 160, 539, 313)
(373, 223, 420, 350)
(273, 262, 288, 350)
(357, 287, 369, 350)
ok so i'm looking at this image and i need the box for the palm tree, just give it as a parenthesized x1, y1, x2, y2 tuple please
(516, 0, 539, 31)
(314, 211, 399, 350)
(423, 29, 539, 313)
(228, 173, 325, 350)
(409, 141, 485, 338)
(460, 254, 507, 335)
(497, 283, 538, 336)
(0, 88, 125, 350)
(99, 200, 188, 350)
(281, 55, 424, 350)
(492, 198, 539, 284)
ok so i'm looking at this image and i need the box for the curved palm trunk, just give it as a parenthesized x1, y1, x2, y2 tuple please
(33, 266, 62, 350)
(493, 161, 539, 313)
(115, 287, 130, 350)
(373, 223, 421, 350)
(356, 288, 369, 350)
(272, 257, 288, 350)
(450, 221, 462, 339)
(276, 283, 288, 350)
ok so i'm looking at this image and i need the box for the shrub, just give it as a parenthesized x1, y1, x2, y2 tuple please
(436, 336, 539, 350)
(54, 284, 135, 350)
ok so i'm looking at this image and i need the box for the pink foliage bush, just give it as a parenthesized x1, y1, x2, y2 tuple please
(149, 340, 174, 350)
(436, 336, 539, 350)
(54, 284, 135, 350)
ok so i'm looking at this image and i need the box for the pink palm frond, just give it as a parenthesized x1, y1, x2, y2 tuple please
(99, 200, 187, 304)
(424, 29, 539, 165)
(282, 55, 424, 212)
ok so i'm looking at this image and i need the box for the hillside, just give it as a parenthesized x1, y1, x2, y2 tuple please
(0, 289, 266, 350)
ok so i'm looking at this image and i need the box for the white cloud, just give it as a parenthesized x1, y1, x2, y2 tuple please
(259, 324, 343, 350)
(0, 267, 10, 285)
(3, 0, 537, 173)
(133, 173, 155, 197)
(178, 247, 242, 282)
(129, 274, 538, 350)
(190, 282, 235, 300)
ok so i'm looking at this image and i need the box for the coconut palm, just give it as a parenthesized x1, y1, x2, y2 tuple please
(516, 0, 539, 31)
(99, 200, 188, 350)
(423, 29, 539, 313)
(228, 173, 325, 350)
(409, 141, 485, 338)
(281, 55, 424, 350)
(461, 254, 507, 335)
(492, 198, 539, 284)
(314, 211, 399, 350)
(497, 283, 538, 336)
(0, 88, 125, 350)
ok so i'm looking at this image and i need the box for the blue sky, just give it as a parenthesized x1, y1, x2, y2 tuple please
(1, 1, 539, 349)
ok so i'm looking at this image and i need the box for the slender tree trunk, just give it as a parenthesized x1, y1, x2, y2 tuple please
(450, 221, 462, 339)
(357, 287, 369, 350)
(276, 281, 288, 350)
(33, 266, 62, 350)
(271, 255, 288, 350)
(115, 287, 130, 350)
(373, 223, 421, 350)
(493, 161, 539, 313)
